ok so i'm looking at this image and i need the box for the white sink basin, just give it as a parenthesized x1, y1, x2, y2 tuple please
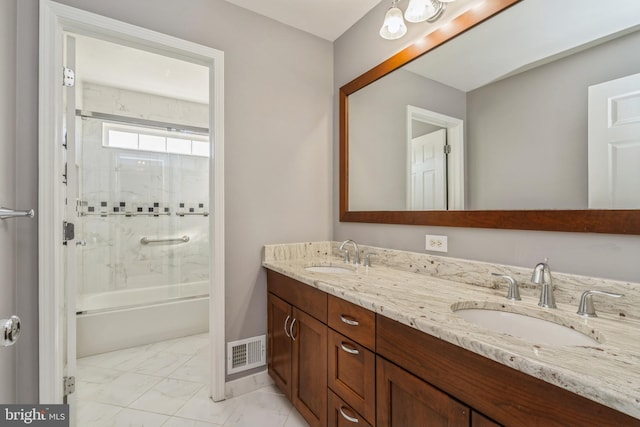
(453, 308, 599, 346)
(304, 265, 354, 274)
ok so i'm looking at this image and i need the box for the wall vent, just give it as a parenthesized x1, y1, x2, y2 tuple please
(227, 335, 266, 374)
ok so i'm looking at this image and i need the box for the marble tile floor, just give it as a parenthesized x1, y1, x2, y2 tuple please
(77, 333, 310, 427)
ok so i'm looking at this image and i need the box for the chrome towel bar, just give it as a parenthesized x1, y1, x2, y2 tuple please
(140, 235, 190, 245)
(0, 207, 35, 220)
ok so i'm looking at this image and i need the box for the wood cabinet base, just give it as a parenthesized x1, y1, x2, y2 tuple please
(376, 314, 640, 427)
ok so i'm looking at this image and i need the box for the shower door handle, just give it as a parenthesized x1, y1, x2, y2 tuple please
(1, 315, 21, 347)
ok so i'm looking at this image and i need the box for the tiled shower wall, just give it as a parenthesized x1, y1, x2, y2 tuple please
(77, 83, 210, 298)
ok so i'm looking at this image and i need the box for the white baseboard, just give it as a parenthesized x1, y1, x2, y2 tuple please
(224, 370, 273, 399)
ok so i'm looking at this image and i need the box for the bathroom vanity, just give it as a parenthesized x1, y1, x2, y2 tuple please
(263, 242, 640, 427)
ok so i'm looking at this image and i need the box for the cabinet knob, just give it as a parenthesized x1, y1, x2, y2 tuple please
(289, 318, 297, 341)
(339, 406, 360, 423)
(1, 315, 21, 347)
(340, 342, 360, 355)
(340, 314, 359, 326)
(284, 315, 291, 338)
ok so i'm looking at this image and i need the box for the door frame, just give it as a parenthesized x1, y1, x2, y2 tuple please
(38, 0, 226, 403)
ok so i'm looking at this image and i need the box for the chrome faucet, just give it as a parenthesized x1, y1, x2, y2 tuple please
(531, 258, 556, 308)
(339, 239, 360, 265)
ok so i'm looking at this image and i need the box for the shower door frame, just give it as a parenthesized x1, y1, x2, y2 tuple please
(38, 0, 226, 404)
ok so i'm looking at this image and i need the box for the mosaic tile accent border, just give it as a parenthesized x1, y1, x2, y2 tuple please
(78, 200, 209, 217)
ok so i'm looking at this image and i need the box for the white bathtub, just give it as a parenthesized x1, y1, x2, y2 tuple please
(76, 281, 209, 357)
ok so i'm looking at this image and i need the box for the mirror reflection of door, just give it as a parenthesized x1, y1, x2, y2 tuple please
(589, 72, 640, 208)
(409, 129, 447, 210)
(405, 106, 464, 211)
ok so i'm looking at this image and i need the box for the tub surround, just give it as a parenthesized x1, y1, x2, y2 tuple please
(77, 83, 210, 299)
(263, 241, 640, 419)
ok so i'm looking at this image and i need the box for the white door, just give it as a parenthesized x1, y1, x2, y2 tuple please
(588, 72, 640, 208)
(0, 11, 17, 400)
(409, 129, 447, 210)
(62, 33, 78, 422)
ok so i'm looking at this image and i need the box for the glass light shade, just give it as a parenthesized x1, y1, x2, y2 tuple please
(379, 6, 407, 40)
(405, 0, 437, 23)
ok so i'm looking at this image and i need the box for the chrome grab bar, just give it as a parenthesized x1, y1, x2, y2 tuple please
(0, 207, 35, 220)
(140, 235, 190, 245)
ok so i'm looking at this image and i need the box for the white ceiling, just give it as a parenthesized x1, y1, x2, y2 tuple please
(223, 0, 382, 41)
(75, 35, 210, 104)
(404, 0, 640, 92)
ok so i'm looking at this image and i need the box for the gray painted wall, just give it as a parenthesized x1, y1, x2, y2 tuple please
(1, 0, 17, 404)
(334, 2, 640, 284)
(467, 30, 640, 210)
(14, 0, 333, 399)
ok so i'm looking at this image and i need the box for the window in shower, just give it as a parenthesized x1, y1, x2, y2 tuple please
(102, 122, 210, 157)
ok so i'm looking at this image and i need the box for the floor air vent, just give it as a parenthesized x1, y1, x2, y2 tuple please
(227, 335, 266, 374)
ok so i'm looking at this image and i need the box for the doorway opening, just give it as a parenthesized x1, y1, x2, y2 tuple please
(406, 105, 465, 210)
(72, 33, 211, 357)
(38, 0, 225, 412)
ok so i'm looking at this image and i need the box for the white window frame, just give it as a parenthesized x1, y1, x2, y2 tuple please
(102, 122, 210, 157)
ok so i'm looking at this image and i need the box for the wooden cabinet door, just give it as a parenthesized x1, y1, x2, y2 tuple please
(267, 293, 292, 398)
(377, 357, 469, 427)
(292, 307, 327, 427)
(472, 411, 502, 427)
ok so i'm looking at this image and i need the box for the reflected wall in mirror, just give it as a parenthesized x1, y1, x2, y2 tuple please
(340, 0, 640, 234)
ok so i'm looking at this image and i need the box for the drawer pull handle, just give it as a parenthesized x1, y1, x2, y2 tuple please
(290, 318, 297, 341)
(340, 342, 360, 355)
(340, 315, 359, 326)
(339, 406, 359, 423)
(284, 315, 291, 338)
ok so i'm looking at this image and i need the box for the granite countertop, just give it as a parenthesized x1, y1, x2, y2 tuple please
(263, 243, 640, 420)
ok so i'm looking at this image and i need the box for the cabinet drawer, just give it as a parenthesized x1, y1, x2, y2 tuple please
(328, 329, 375, 424)
(328, 389, 373, 427)
(328, 295, 375, 350)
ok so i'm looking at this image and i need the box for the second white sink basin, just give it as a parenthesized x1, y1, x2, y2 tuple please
(453, 307, 599, 346)
(304, 265, 354, 274)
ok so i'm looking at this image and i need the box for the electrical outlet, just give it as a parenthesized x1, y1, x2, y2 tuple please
(425, 234, 448, 252)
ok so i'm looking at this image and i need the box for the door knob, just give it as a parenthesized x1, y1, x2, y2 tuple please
(1, 315, 21, 346)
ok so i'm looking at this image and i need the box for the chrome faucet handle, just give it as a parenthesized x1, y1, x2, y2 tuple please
(492, 273, 521, 301)
(363, 253, 373, 267)
(577, 290, 624, 318)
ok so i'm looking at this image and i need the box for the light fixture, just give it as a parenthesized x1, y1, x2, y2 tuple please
(380, 0, 453, 39)
(379, 0, 407, 40)
(404, 0, 436, 23)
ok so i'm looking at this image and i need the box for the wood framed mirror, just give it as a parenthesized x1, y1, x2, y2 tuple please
(339, 0, 640, 234)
